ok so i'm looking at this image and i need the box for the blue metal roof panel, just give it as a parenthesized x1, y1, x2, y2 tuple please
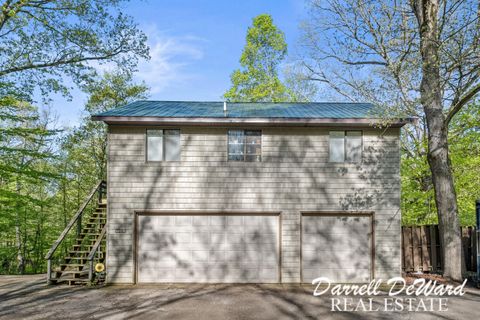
(94, 101, 376, 119)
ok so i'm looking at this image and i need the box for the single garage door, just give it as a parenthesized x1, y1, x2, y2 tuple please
(302, 214, 372, 283)
(137, 214, 279, 283)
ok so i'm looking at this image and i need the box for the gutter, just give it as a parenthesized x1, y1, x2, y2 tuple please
(91, 116, 416, 127)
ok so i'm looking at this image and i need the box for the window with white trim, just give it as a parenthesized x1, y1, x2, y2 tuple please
(329, 131, 362, 163)
(146, 129, 181, 161)
(228, 130, 262, 162)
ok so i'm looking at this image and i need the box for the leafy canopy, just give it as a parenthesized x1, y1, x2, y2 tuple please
(0, 0, 149, 99)
(224, 14, 289, 102)
(402, 103, 480, 226)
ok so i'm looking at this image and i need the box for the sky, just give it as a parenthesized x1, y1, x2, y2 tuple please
(52, 0, 310, 127)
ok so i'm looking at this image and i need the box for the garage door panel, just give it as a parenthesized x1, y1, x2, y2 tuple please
(302, 215, 372, 283)
(209, 216, 227, 226)
(303, 250, 371, 267)
(191, 232, 210, 244)
(227, 216, 244, 226)
(175, 216, 193, 226)
(244, 232, 277, 244)
(174, 232, 192, 243)
(302, 237, 370, 252)
(191, 250, 209, 262)
(303, 268, 370, 283)
(303, 219, 370, 235)
(192, 216, 210, 226)
(137, 214, 279, 283)
(138, 234, 174, 250)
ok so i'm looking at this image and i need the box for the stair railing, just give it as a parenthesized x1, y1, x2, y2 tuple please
(87, 224, 107, 282)
(45, 180, 106, 284)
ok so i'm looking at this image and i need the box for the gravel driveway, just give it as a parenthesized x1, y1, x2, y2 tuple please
(0, 275, 479, 319)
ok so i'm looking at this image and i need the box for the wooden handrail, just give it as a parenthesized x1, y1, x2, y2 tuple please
(87, 225, 107, 261)
(88, 224, 107, 282)
(45, 180, 105, 260)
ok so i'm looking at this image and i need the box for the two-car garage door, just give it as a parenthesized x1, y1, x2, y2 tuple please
(136, 214, 279, 283)
(136, 213, 373, 283)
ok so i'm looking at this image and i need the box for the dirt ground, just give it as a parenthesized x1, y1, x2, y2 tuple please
(0, 275, 479, 319)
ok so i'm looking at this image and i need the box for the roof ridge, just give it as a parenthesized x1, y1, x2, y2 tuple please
(131, 100, 373, 105)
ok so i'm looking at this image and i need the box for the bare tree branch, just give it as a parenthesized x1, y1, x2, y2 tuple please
(446, 82, 480, 125)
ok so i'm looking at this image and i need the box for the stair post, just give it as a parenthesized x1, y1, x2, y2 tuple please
(76, 217, 82, 239)
(46, 259, 52, 284)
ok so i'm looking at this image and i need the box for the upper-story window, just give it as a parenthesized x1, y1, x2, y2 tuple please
(228, 130, 262, 162)
(329, 131, 362, 163)
(146, 129, 181, 161)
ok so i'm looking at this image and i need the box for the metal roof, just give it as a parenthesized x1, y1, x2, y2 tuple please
(94, 100, 375, 119)
(92, 100, 413, 127)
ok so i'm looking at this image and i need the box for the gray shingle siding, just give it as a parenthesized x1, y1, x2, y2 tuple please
(106, 125, 401, 283)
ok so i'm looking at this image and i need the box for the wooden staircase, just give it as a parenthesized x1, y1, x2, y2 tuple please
(46, 181, 107, 285)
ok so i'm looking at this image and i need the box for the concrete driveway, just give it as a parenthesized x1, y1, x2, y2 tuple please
(0, 275, 479, 319)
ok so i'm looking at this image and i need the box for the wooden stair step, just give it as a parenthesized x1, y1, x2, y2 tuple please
(66, 256, 100, 260)
(74, 241, 98, 246)
(60, 263, 86, 267)
(72, 244, 95, 249)
(53, 269, 86, 275)
(83, 226, 103, 230)
(67, 254, 105, 258)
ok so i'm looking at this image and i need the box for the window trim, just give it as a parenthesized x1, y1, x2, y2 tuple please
(145, 128, 181, 162)
(329, 130, 363, 163)
(227, 129, 263, 162)
(345, 130, 363, 163)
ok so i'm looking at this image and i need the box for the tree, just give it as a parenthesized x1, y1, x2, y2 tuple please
(0, 96, 57, 273)
(0, 71, 148, 274)
(224, 14, 289, 102)
(75, 71, 149, 181)
(301, 0, 480, 280)
(402, 103, 480, 226)
(0, 0, 149, 273)
(0, 0, 149, 98)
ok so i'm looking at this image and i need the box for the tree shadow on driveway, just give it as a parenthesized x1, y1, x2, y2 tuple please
(2, 276, 480, 320)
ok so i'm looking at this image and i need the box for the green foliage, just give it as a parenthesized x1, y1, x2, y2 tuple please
(402, 103, 480, 226)
(0, 96, 58, 273)
(0, 0, 148, 274)
(66, 71, 148, 183)
(224, 14, 290, 102)
(449, 103, 480, 226)
(401, 149, 436, 226)
(0, 72, 148, 274)
(0, 0, 149, 99)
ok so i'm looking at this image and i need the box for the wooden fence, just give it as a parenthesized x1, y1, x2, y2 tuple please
(402, 225, 477, 273)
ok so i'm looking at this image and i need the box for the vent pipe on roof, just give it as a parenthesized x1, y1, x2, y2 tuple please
(223, 101, 227, 113)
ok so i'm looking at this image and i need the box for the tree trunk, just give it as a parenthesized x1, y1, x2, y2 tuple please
(15, 180, 25, 274)
(426, 125, 463, 280)
(414, 0, 463, 281)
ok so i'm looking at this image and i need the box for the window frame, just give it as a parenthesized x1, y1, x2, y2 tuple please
(227, 129, 262, 162)
(146, 128, 181, 162)
(345, 130, 363, 163)
(329, 130, 363, 163)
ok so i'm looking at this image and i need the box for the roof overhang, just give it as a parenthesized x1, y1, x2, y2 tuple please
(91, 116, 415, 127)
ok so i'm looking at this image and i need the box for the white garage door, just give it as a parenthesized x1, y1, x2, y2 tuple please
(137, 214, 279, 283)
(302, 215, 372, 283)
